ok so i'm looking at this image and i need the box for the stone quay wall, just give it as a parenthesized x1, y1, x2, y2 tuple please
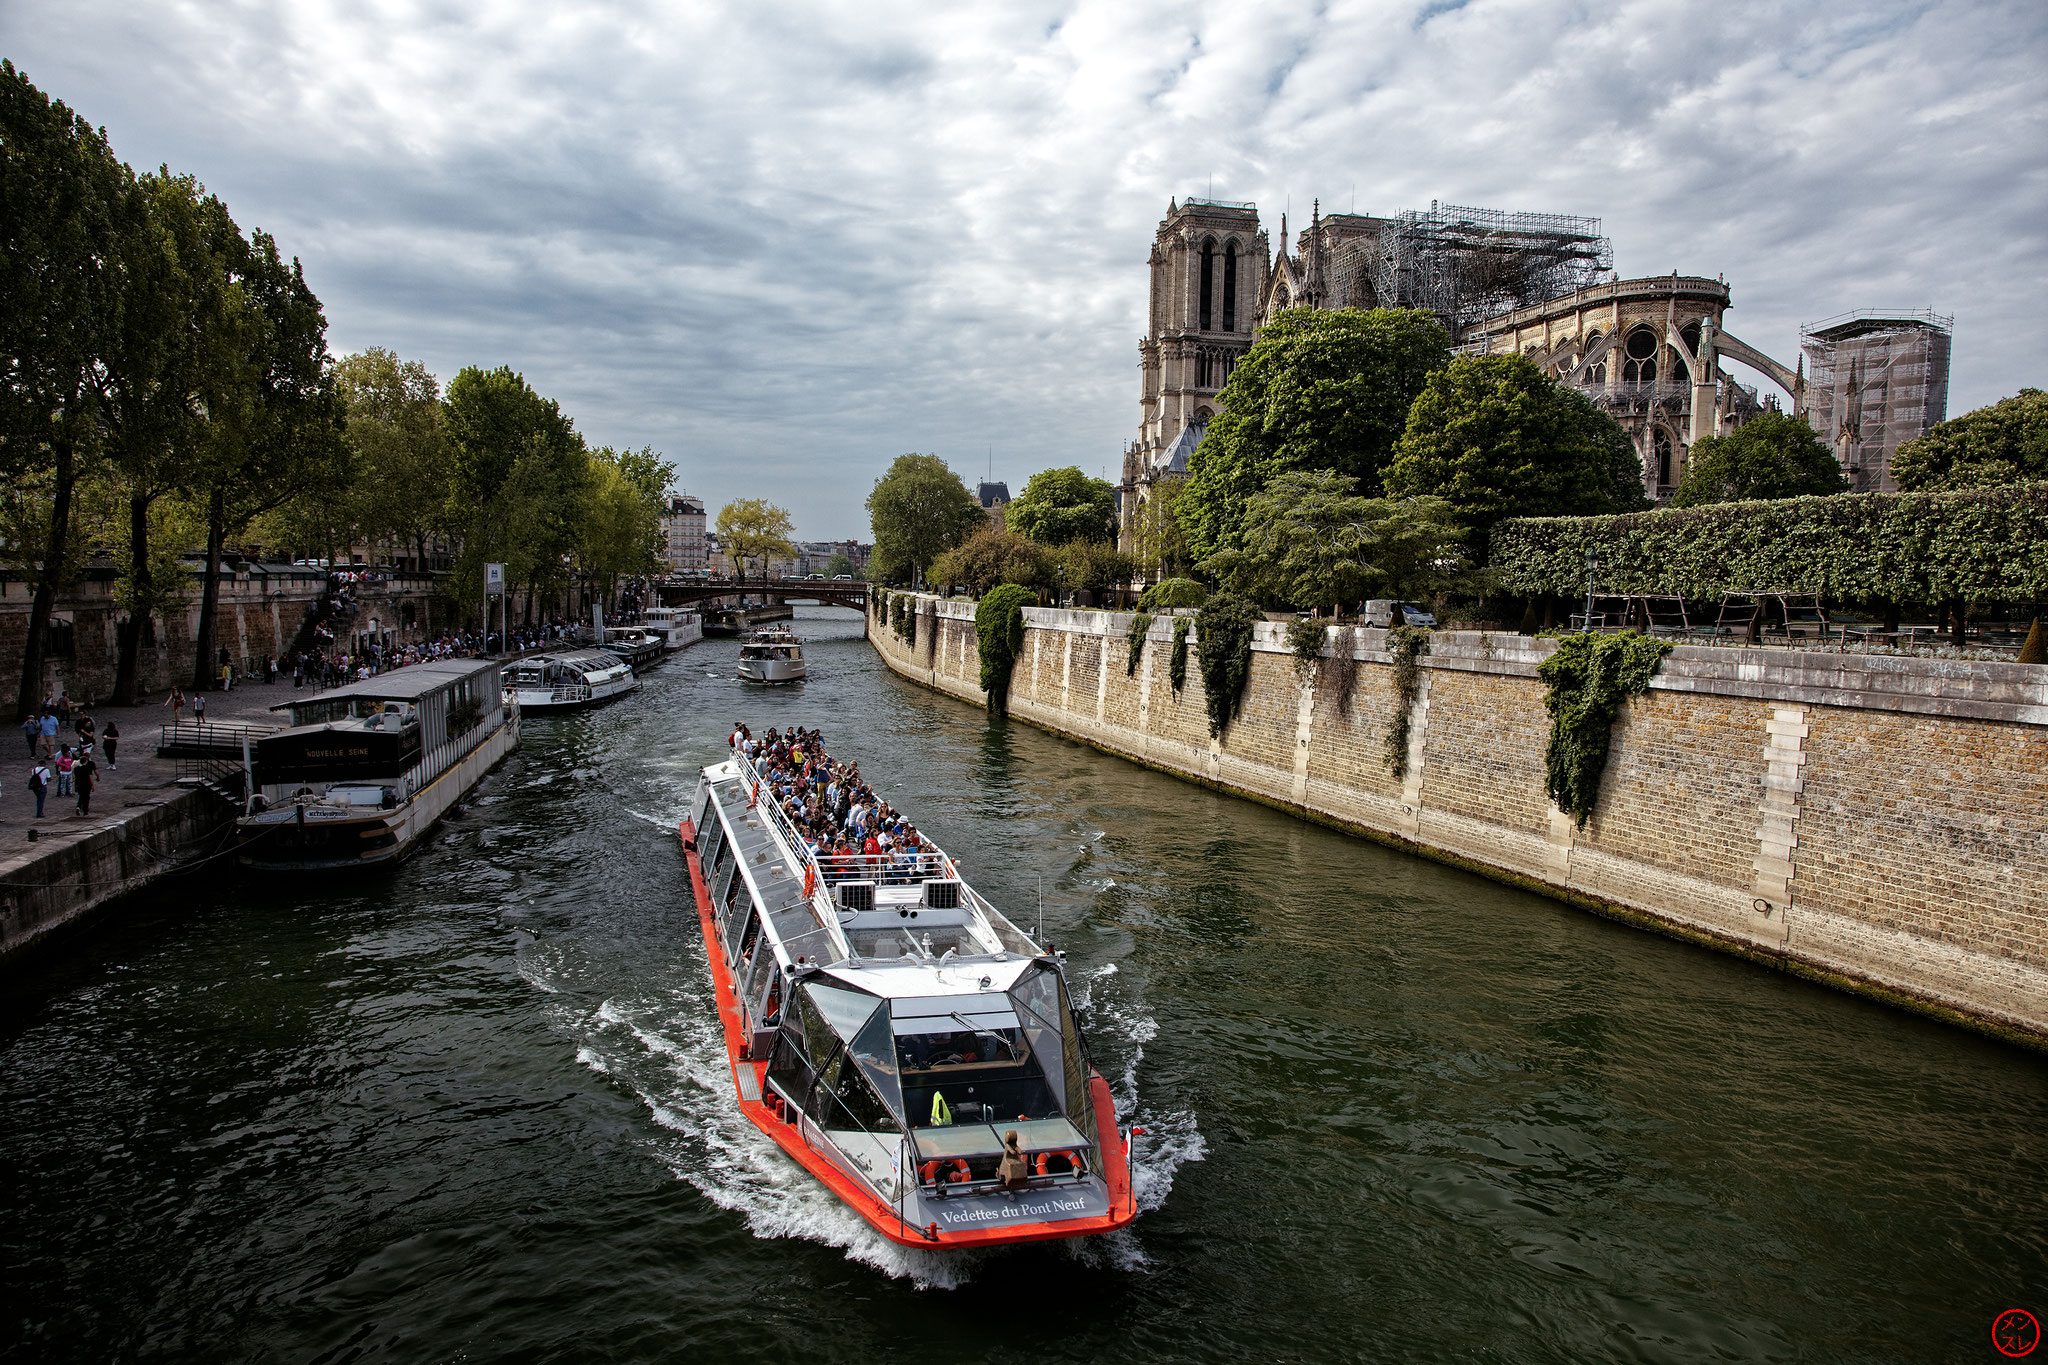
(1, 566, 448, 703)
(869, 595, 2048, 1046)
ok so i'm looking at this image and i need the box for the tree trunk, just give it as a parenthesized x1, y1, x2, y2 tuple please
(193, 485, 227, 691)
(1948, 597, 1967, 648)
(112, 491, 153, 706)
(17, 436, 76, 721)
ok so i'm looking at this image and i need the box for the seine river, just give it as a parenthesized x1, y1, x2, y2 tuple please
(3, 606, 2043, 1363)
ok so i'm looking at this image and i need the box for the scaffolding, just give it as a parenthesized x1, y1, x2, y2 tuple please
(1799, 310, 1953, 493)
(1372, 202, 1612, 341)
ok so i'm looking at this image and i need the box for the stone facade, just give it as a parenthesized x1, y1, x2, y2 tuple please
(660, 493, 708, 573)
(871, 596, 2048, 1046)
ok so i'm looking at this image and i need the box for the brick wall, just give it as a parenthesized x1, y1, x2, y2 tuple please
(871, 597, 2048, 1046)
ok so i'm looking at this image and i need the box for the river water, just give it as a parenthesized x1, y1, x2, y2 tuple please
(2, 606, 2042, 1363)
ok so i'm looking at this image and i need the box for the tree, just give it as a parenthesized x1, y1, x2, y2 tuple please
(716, 498, 796, 580)
(0, 61, 134, 716)
(1177, 307, 1450, 559)
(1893, 389, 2048, 492)
(1384, 353, 1632, 560)
(579, 453, 664, 603)
(1671, 411, 1847, 508)
(824, 553, 853, 579)
(928, 524, 1051, 596)
(444, 365, 584, 623)
(1051, 539, 1136, 601)
(1130, 478, 1192, 581)
(1005, 466, 1117, 545)
(865, 453, 982, 584)
(1201, 469, 1466, 613)
(330, 348, 450, 566)
(191, 224, 350, 690)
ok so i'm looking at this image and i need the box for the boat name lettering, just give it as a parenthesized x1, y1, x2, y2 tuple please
(936, 1196, 1090, 1225)
(302, 745, 372, 760)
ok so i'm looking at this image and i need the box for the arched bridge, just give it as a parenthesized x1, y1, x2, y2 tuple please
(656, 577, 871, 611)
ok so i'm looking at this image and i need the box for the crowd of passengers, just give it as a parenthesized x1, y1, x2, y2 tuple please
(727, 723, 945, 883)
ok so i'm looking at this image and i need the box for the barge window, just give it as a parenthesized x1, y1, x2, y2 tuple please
(737, 907, 763, 960)
(850, 1007, 905, 1121)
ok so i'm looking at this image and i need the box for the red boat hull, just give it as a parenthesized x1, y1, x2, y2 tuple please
(679, 817, 1138, 1249)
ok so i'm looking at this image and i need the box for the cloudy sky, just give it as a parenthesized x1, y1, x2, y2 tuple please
(6, 0, 2044, 538)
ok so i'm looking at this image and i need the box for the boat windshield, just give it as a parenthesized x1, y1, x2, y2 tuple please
(892, 993, 1060, 1128)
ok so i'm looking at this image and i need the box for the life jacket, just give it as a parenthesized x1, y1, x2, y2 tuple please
(929, 1091, 953, 1126)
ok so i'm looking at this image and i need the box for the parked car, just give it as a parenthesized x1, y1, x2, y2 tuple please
(1364, 600, 1436, 628)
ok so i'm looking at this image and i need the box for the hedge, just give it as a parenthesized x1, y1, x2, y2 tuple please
(1492, 481, 2048, 604)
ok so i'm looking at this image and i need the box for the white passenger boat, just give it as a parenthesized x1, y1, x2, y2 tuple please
(236, 657, 519, 870)
(502, 648, 639, 712)
(680, 746, 1139, 1248)
(736, 626, 806, 684)
(641, 606, 704, 653)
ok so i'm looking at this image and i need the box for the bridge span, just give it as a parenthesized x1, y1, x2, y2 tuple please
(656, 577, 871, 612)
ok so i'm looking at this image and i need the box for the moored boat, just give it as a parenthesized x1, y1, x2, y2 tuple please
(680, 738, 1139, 1248)
(641, 606, 704, 653)
(236, 656, 518, 870)
(503, 648, 639, 712)
(736, 626, 806, 684)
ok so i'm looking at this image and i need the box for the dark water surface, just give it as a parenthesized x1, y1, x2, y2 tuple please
(3, 607, 2043, 1364)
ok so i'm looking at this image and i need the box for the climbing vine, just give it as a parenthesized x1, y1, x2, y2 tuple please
(975, 584, 1035, 716)
(1286, 617, 1326, 685)
(1195, 591, 1262, 737)
(1126, 612, 1154, 677)
(1381, 626, 1431, 778)
(1332, 624, 1362, 717)
(1538, 631, 1674, 827)
(1168, 618, 1190, 693)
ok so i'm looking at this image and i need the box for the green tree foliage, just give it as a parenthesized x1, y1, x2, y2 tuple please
(866, 453, 983, 584)
(1177, 308, 1451, 559)
(444, 366, 587, 618)
(974, 583, 1035, 716)
(1491, 482, 2048, 607)
(929, 524, 1051, 596)
(444, 365, 577, 525)
(327, 348, 448, 562)
(580, 450, 668, 599)
(1671, 411, 1846, 508)
(1385, 354, 1637, 560)
(0, 61, 135, 715)
(1200, 468, 1464, 613)
(1005, 466, 1117, 545)
(1193, 590, 1262, 737)
(1893, 389, 2048, 492)
(1129, 479, 1191, 580)
(715, 498, 797, 580)
(1051, 539, 1136, 599)
(1138, 577, 1208, 611)
(825, 553, 853, 579)
(1538, 632, 1672, 827)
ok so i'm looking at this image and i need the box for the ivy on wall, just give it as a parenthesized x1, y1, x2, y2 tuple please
(1169, 618, 1190, 694)
(1492, 481, 2048, 605)
(974, 584, 1034, 717)
(1195, 592, 1262, 737)
(1332, 624, 1361, 716)
(1538, 631, 1673, 827)
(1126, 612, 1154, 677)
(1286, 617, 1326, 685)
(1381, 626, 1431, 778)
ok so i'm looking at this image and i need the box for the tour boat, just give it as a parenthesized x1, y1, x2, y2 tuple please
(236, 656, 519, 870)
(736, 626, 806, 685)
(641, 606, 704, 653)
(501, 648, 639, 712)
(678, 748, 1139, 1248)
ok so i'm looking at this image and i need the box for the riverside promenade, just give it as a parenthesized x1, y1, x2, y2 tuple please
(0, 680, 297, 963)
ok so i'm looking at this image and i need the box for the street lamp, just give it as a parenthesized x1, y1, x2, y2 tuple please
(1583, 546, 1600, 632)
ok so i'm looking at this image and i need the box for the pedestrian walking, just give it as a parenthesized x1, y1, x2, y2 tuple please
(38, 710, 57, 758)
(165, 687, 186, 723)
(103, 721, 119, 770)
(28, 760, 47, 818)
(194, 692, 207, 721)
(22, 715, 37, 757)
(54, 746, 73, 797)
(74, 753, 96, 817)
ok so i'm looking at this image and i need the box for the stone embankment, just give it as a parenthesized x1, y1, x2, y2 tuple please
(870, 595, 2048, 1046)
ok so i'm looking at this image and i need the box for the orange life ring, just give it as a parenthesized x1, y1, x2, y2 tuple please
(921, 1158, 972, 1186)
(1034, 1150, 1078, 1177)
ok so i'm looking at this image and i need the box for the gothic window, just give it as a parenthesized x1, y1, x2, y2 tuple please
(1197, 351, 1212, 388)
(1654, 429, 1674, 489)
(1222, 241, 1238, 332)
(1199, 240, 1215, 331)
(1675, 322, 1700, 385)
(1624, 328, 1658, 385)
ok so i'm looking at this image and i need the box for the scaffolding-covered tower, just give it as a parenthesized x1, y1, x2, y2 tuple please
(1800, 310, 1953, 493)
(1373, 202, 1613, 342)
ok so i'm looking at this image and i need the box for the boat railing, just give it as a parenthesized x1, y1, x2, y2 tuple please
(813, 851, 951, 886)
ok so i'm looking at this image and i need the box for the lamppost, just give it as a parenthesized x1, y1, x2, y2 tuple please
(1055, 565, 1066, 610)
(1583, 546, 1600, 632)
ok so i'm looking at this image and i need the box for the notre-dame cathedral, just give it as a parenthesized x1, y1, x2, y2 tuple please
(1115, 194, 1944, 554)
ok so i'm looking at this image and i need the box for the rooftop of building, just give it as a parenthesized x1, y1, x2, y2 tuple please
(1801, 309, 1954, 343)
(977, 481, 1010, 507)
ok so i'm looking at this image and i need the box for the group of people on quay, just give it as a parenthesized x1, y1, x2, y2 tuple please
(727, 724, 947, 882)
(19, 691, 113, 819)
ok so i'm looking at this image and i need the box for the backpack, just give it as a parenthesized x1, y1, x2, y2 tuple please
(30, 768, 46, 794)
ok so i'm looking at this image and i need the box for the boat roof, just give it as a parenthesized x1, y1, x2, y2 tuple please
(268, 657, 498, 710)
(513, 649, 628, 668)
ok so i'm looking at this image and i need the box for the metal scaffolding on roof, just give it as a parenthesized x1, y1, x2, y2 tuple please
(1372, 202, 1613, 341)
(1799, 311, 1953, 494)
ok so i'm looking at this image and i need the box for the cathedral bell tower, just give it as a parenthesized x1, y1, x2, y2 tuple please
(1135, 198, 1270, 475)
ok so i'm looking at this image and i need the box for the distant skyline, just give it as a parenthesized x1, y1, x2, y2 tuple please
(5, 1, 2043, 540)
